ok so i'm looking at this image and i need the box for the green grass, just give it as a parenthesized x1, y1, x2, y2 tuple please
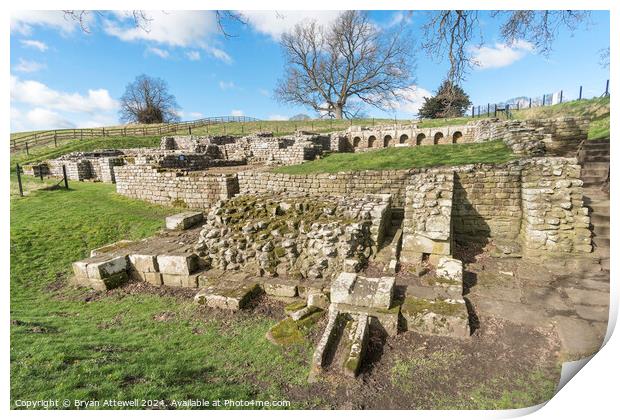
(273, 140, 515, 174)
(10, 177, 312, 409)
(11, 136, 161, 167)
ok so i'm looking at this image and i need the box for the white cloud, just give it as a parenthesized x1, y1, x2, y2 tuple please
(146, 46, 170, 59)
(13, 58, 46, 73)
(103, 10, 231, 63)
(188, 112, 203, 119)
(241, 11, 341, 41)
(231, 110, 244, 117)
(186, 50, 201, 61)
(11, 75, 118, 114)
(258, 88, 270, 97)
(268, 114, 289, 121)
(219, 81, 236, 90)
(25, 108, 76, 130)
(20, 39, 48, 52)
(387, 11, 413, 28)
(470, 40, 534, 69)
(388, 85, 433, 117)
(11, 10, 83, 35)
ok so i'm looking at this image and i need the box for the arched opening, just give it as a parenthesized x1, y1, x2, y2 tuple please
(399, 134, 409, 144)
(452, 131, 463, 143)
(353, 136, 361, 148)
(368, 135, 376, 148)
(434, 132, 444, 144)
(416, 133, 426, 146)
(383, 135, 392, 147)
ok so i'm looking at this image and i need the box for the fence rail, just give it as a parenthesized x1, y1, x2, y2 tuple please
(10, 115, 259, 154)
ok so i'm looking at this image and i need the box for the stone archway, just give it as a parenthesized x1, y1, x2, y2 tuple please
(434, 132, 444, 144)
(399, 134, 409, 144)
(353, 137, 361, 148)
(452, 131, 463, 143)
(368, 135, 377, 148)
(383, 135, 392, 147)
(416, 133, 426, 146)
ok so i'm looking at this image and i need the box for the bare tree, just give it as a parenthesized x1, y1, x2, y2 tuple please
(119, 75, 180, 124)
(62, 10, 245, 37)
(275, 10, 414, 119)
(422, 10, 590, 86)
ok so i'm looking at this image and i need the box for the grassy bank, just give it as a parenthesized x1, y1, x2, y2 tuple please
(274, 141, 514, 174)
(10, 178, 311, 409)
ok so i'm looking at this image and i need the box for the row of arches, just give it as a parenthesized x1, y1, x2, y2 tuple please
(352, 131, 464, 149)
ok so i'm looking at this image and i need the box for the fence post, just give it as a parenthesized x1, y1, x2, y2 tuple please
(559, 90, 563, 103)
(25, 141, 29, 156)
(487, 103, 490, 116)
(62, 165, 69, 189)
(16, 164, 23, 197)
(477, 105, 480, 117)
(529, 98, 532, 108)
(579, 86, 583, 100)
(54, 131, 57, 147)
(80, 129, 83, 140)
(542, 94, 545, 106)
(604, 80, 609, 96)
(189, 126, 192, 135)
(494, 104, 497, 118)
(471, 106, 474, 118)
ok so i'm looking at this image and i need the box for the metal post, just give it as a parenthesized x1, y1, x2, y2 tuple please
(25, 141, 29, 156)
(579, 86, 583, 100)
(494, 104, 497, 118)
(542, 95, 545, 106)
(605, 80, 609, 96)
(16, 164, 23, 197)
(559, 90, 563, 103)
(487, 103, 490, 116)
(62, 165, 69, 189)
(471, 106, 474, 118)
(529, 98, 532, 108)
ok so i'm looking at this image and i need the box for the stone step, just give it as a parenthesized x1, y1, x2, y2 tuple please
(581, 161, 610, 169)
(583, 149, 610, 157)
(593, 237, 610, 248)
(581, 175, 607, 184)
(582, 156, 610, 163)
(593, 225, 610, 237)
(590, 213, 610, 225)
(587, 205, 610, 217)
(586, 138, 610, 145)
(581, 168, 609, 178)
(583, 181, 609, 189)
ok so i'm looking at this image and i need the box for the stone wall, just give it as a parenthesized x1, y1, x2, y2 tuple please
(115, 165, 239, 208)
(452, 163, 523, 241)
(520, 158, 591, 256)
(401, 171, 454, 262)
(238, 170, 414, 208)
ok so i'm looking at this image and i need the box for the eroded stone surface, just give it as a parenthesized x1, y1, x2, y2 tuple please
(166, 212, 204, 230)
(331, 273, 394, 309)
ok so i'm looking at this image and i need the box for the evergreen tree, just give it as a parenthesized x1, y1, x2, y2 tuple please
(418, 81, 471, 119)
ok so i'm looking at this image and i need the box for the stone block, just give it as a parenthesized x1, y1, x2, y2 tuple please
(194, 282, 261, 311)
(157, 254, 199, 275)
(162, 273, 199, 288)
(307, 292, 330, 309)
(263, 279, 298, 297)
(143, 272, 163, 286)
(165, 211, 204, 230)
(401, 233, 451, 256)
(331, 273, 394, 310)
(400, 297, 469, 338)
(129, 254, 159, 273)
(86, 256, 128, 280)
(436, 257, 463, 284)
(90, 240, 137, 257)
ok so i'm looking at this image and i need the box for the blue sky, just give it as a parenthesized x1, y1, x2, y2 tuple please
(10, 10, 610, 131)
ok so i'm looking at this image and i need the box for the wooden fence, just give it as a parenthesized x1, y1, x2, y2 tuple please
(10, 115, 259, 154)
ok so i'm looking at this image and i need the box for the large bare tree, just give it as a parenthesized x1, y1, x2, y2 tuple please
(274, 11, 414, 119)
(120, 74, 180, 124)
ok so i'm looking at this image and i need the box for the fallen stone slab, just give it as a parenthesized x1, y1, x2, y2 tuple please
(331, 273, 395, 310)
(165, 211, 204, 230)
(343, 314, 370, 378)
(86, 255, 128, 280)
(400, 297, 469, 338)
(72, 254, 129, 291)
(157, 253, 199, 275)
(194, 281, 261, 311)
(553, 315, 605, 360)
(262, 278, 298, 297)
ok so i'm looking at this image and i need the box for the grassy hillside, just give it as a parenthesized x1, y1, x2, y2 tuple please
(274, 141, 514, 174)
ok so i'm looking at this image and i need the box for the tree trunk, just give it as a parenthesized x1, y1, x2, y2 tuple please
(334, 105, 344, 119)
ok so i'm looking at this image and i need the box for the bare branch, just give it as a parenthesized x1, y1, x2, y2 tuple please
(119, 74, 180, 124)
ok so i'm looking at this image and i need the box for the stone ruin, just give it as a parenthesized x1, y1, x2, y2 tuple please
(63, 113, 610, 379)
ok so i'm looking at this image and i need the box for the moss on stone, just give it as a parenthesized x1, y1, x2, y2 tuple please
(401, 297, 466, 318)
(284, 300, 307, 313)
(267, 318, 305, 346)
